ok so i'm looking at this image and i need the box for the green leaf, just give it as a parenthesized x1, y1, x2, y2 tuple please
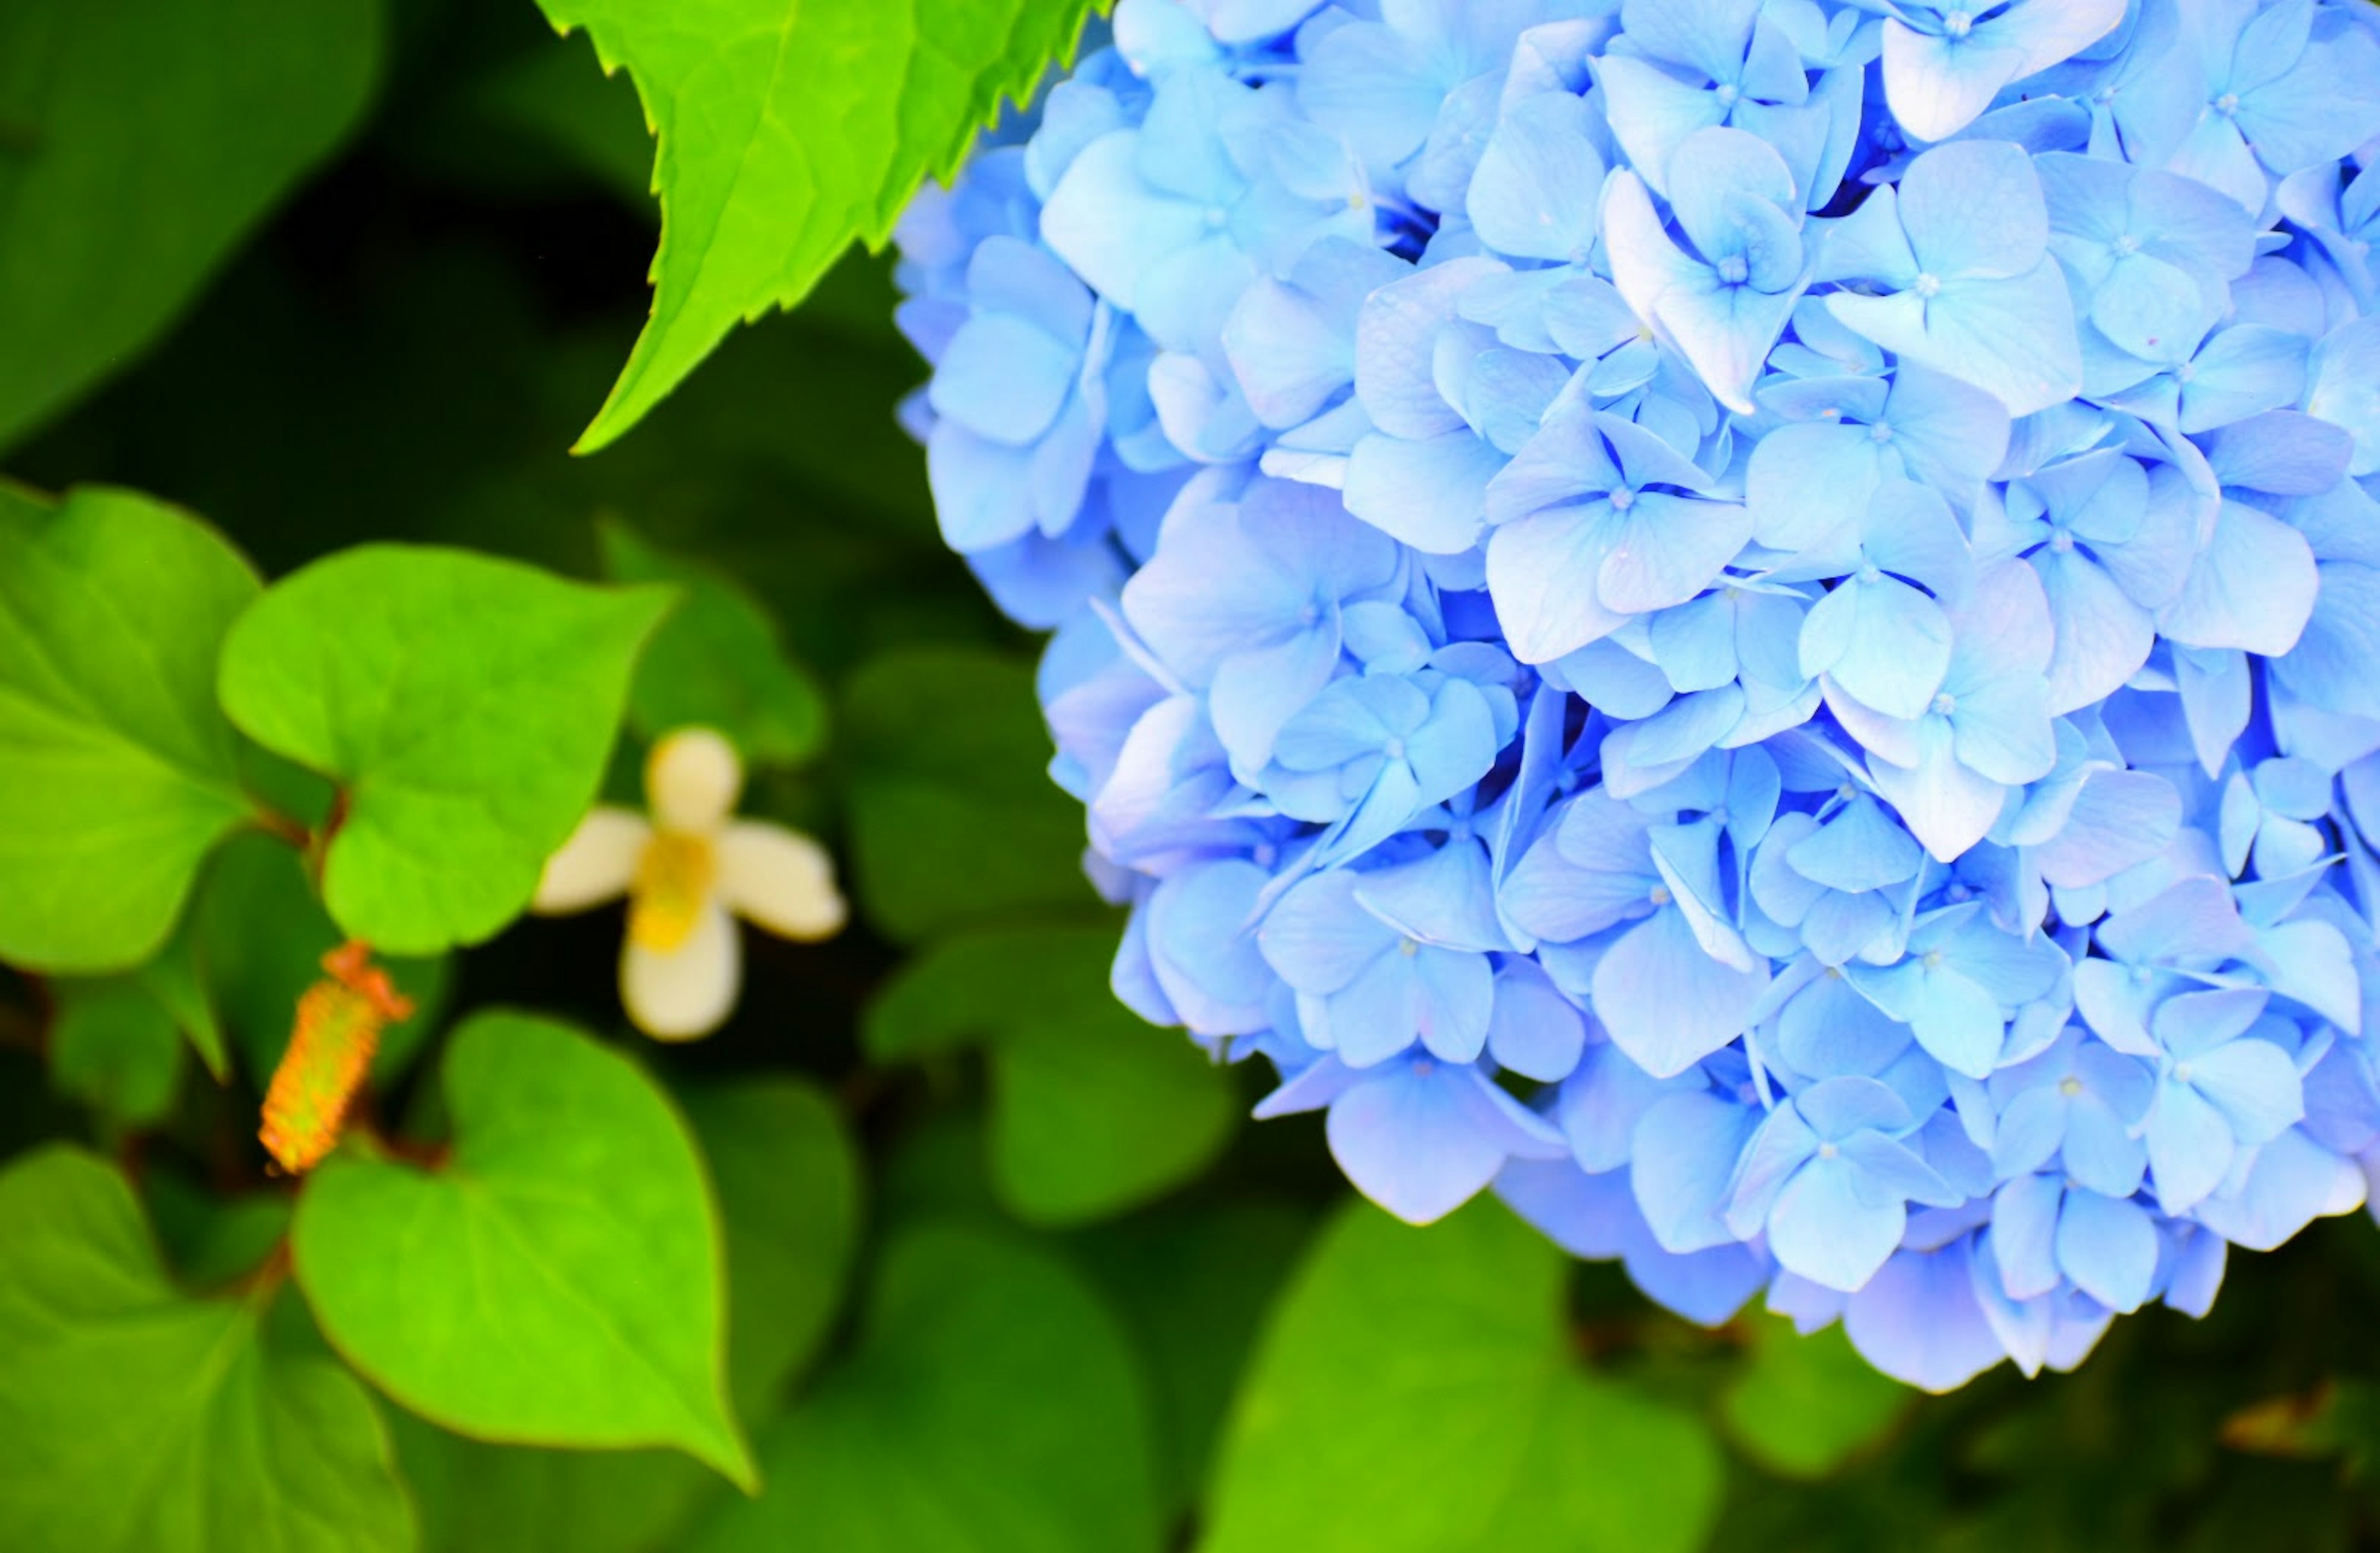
(677, 1078, 863, 1411)
(867, 923, 1235, 1226)
(0, 0, 381, 447)
(384, 1077, 862, 1553)
(690, 1220, 1161, 1553)
(842, 645, 1091, 941)
(290, 1010, 754, 1488)
(1073, 1201, 1313, 1515)
(598, 518, 827, 769)
(531, 0, 1101, 452)
(216, 546, 672, 955)
(0, 1146, 412, 1552)
(0, 484, 263, 973)
(128, 908, 229, 1081)
(1719, 1312, 1911, 1479)
(1204, 1197, 1724, 1553)
(192, 833, 449, 1090)
(45, 976, 185, 1130)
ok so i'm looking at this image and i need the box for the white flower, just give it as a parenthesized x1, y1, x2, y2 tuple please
(533, 727, 846, 1039)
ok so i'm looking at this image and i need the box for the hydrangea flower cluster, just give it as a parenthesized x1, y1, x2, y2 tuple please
(894, 0, 2380, 1389)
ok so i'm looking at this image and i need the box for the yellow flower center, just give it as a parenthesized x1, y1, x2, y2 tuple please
(630, 829, 718, 952)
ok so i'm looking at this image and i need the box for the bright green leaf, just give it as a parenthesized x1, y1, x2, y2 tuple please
(384, 1076, 862, 1553)
(291, 1011, 754, 1488)
(690, 1220, 1161, 1553)
(0, 484, 262, 973)
(0, 0, 381, 448)
(598, 518, 827, 768)
(216, 545, 672, 955)
(1720, 1312, 1911, 1479)
(1073, 1201, 1313, 1515)
(1204, 1197, 1724, 1553)
(868, 923, 1235, 1226)
(193, 833, 449, 1090)
(45, 977, 184, 1130)
(531, 0, 1101, 451)
(842, 645, 1091, 941)
(128, 908, 229, 1081)
(0, 1146, 412, 1553)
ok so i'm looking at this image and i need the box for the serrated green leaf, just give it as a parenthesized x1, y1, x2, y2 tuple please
(385, 1076, 861, 1553)
(193, 833, 448, 1091)
(0, 0, 381, 448)
(598, 518, 827, 768)
(1720, 1312, 1911, 1479)
(842, 645, 1091, 940)
(531, 0, 1101, 451)
(216, 546, 672, 955)
(868, 923, 1235, 1226)
(0, 1146, 412, 1553)
(690, 1220, 1161, 1553)
(45, 976, 185, 1131)
(1204, 1197, 1724, 1553)
(0, 484, 263, 974)
(290, 1011, 753, 1488)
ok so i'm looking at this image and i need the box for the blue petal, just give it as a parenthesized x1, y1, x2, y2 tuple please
(1594, 906, 1769, 1077)
(2054, 1188, 2156, 1313)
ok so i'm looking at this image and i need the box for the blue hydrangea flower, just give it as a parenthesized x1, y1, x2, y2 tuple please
(897, 0, 2380, 1390)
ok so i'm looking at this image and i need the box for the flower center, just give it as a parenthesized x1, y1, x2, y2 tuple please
(1932, 692, 1957, 716)
(1203, 204, 1230, 229)
(1923, 949, 1945, 970)
(1383, 737, 1407, 760)
(1399, 936, 1421, 957)
(1716, 254, 1750, 285)
(1942, 9, 1973, 38)
(2215, 92, 2241, 117)
(2113, 233, 2141, 256)
(630, 830, 719, 953)
(2060, 1076, 2084, 1097)
(1869, 421, 1895, 443)
(1715, 82, 1740, 107)
(1610, 486, 1637, 511)
(2050, 529, 2076, 552)
(1817, 1139, 1841, 1159)
(2173, 1061, 2195, 1084)
(1913, 273, 1942, 299)
(1649, 883, 1673, 906)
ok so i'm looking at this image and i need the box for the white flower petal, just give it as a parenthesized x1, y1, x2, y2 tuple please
(716, 820, 848, 942)
(646, 727, 743, 833)
(622, 896, 741, 1040)
(532, 807, 649, 913)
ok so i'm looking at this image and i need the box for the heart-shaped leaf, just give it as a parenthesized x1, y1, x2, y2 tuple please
(865, 924, 1236, 1225)
(0, 484, 262, 973)
(217, 546, 672, 955)
(291, 1010, 754, 1487)
(0, 1146, 412, 1553)
(690, 1221, 1161, 1553)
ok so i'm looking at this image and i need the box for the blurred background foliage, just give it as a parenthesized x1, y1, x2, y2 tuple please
(7, 0, 2380, 1547)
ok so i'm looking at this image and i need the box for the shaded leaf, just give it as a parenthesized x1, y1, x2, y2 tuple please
(842, 645, 1090, 941)
(45, 977, 184, 1131)
(599, 518, 827, 769)
(0, 0, 381, 447)
(1721, 1312, 1913, 1479)
(217, 546, 671, 955)
(0, 1146, 412, 1552)
(690, 1220, 1161, 1553)
(291, 1011, 753, 1487)
(868, 923, 1235, 1225)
